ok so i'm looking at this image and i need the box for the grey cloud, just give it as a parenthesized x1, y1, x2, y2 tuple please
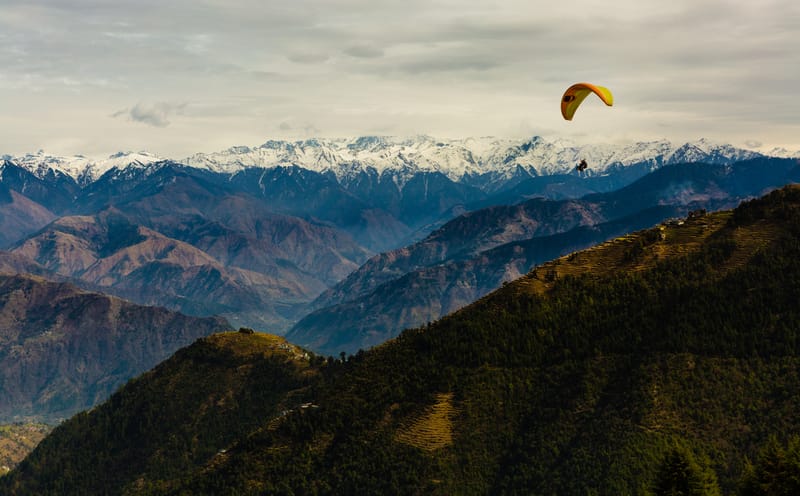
(343, 44, 384, 59)
(114, 102, 188, 127)
(275, 121, 319, 136)
(287, 52, 330, 64)
(302, 123, 321, 136)
(400, 57, 500, 75)
(745, 140, 763, 148)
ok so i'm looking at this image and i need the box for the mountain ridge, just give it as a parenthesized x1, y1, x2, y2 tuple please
(0, 273, 232, 423)
(7, 206, 363, 331)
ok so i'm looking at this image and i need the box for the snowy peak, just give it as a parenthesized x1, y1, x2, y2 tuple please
(10, 150, 92, 182)
(7, 150, 163, 185)
(764, 147, 800, 159)
(84, 151, 164, 183)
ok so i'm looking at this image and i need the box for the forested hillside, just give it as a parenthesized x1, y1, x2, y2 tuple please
(5, 186, 800, 495)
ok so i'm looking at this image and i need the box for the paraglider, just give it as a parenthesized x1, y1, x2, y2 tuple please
(576, 159, 588, 172)
(561, 82, 613, 121)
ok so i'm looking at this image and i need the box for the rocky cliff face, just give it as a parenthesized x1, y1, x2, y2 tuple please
(0, 274, 231, 423)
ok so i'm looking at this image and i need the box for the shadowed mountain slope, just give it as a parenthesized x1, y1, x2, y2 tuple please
(289, 206, 678, 355)
(0, 186, 56, 249)
(0, 274, 231, 423)
(9, 212, 307, 329)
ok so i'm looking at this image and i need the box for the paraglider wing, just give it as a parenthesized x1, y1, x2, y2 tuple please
(561, 82, 613, 120)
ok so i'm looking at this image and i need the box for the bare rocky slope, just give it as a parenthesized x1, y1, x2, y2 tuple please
(0, 273, 232, 423)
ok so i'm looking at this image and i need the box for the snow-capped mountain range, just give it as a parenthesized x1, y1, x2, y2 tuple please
(1, 150, 163, 186)
(3, 136, 796, 188)
(182, 136, 774, 185)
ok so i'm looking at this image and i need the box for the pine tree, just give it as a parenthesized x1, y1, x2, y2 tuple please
(652, 445, 721, 496)
(738, 436, 800, 496)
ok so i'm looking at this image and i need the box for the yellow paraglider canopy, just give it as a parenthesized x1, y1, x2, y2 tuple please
(561, 82, 613, 120)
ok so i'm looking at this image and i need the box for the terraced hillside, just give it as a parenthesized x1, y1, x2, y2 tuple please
(0, 425, 50, 476)
(395, 392, 457, 452)
(517, 208, 772, 295)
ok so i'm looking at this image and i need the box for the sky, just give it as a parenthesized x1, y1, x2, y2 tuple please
(0, 0, 798, 159)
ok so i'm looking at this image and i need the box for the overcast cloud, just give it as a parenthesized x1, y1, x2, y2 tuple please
(0, 0, 797, 158)
(113, 101, 187, 127)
